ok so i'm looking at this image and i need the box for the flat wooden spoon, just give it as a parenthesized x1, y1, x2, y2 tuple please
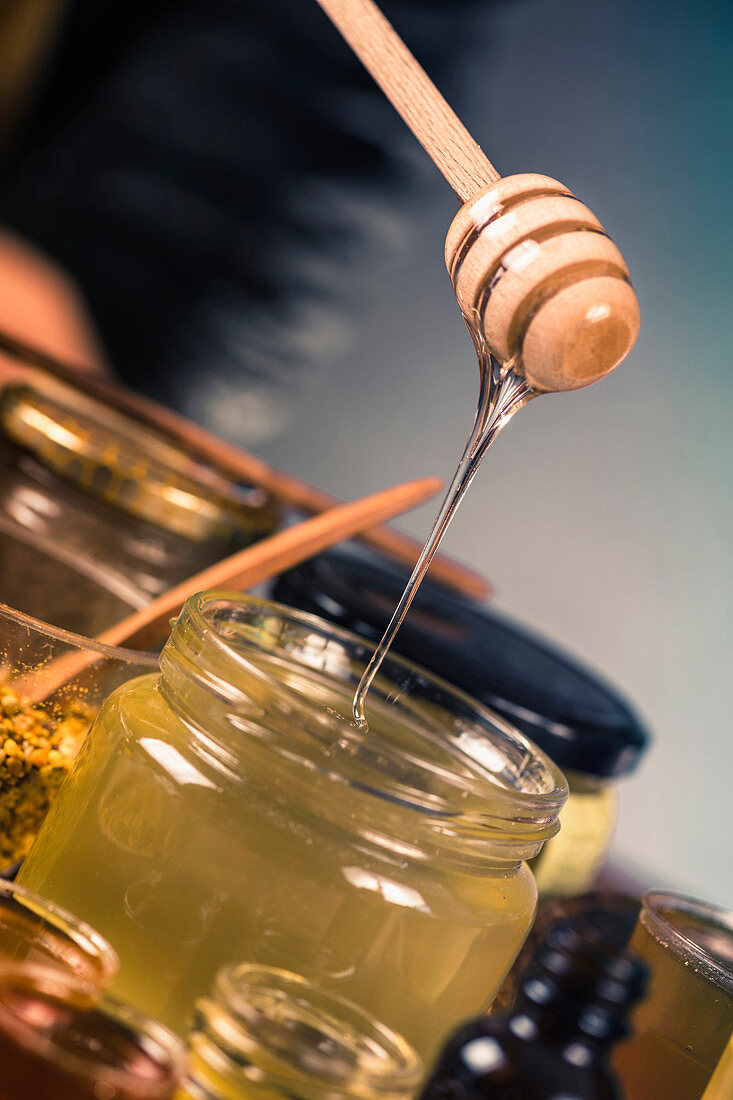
(20, 474, 442, 701)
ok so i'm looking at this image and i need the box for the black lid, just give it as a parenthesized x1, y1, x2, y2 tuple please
(273, 549, 650, 779)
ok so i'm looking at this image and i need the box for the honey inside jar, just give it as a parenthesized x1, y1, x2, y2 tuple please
(0, 879, 118, 988)
(0, 381, 279, 634)
(0, 965, 183, 1100)
(176, 963, 422, 1100)
(613, 891, 733, 1099)
(19, 593, 567, 1062)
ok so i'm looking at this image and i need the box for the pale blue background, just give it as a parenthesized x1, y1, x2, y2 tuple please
(216, 0, 732, 902)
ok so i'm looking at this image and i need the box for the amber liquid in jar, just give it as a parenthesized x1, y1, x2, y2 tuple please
(0, 968, 182, 1100)
(613, 893, 733, 1099)
(0, 879, 118, 988)
(20, 677, 536, 1057)
(528, 771, 618, 898)
(0, 382, 279, 634)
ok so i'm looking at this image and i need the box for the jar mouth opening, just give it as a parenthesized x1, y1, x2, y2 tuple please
(0, 599, 159, 666)
(640, 890, 733, 994)
(165, 593, 567, 838)
(205, 964, 422, 1097)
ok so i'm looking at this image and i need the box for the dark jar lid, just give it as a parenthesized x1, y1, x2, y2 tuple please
(273, 549, 650, 780)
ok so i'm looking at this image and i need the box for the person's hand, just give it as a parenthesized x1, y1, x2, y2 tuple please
(0, 228, 109, 383)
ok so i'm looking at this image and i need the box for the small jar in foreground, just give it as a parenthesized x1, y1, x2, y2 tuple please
(177, 964, 422, 1100)
(0, 963, 184, 1100)
(19, 593, 567, 1061)
(0, 878, 118, 988)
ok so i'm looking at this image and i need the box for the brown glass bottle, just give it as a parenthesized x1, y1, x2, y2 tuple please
(419, 914, 647, 1100)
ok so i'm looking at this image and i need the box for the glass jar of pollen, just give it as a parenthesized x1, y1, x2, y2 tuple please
(274, 548, 650, 899)
(0, 380, 279, 634)
(176, 963, 422, 1100)
(18, 593, 567, 1062)
(0, 602, 158, 870)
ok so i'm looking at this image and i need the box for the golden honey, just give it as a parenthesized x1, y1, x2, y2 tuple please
(528, 771, 618, 898)
(701, 1033, 733, 1100)
(20, 594, 566, 1062)
(613, 892, 733, 1099)
(274, 548, 648, 906)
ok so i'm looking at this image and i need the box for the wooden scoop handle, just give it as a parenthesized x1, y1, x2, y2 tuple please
(315, 0, 499, 203)
(21, 475, 443, 701)
(98, 474, 443, 650)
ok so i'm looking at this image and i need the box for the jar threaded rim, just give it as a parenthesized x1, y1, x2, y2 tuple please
(161, 593, 567, 867)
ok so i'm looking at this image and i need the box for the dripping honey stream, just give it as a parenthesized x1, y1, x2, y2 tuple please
(353, 333, 536, 725)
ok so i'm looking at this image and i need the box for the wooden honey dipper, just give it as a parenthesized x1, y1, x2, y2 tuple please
(316, 0, 640, 391)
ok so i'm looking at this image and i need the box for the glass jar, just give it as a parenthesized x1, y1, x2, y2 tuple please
(273, 548, 650, 898)
(527, 772, 619, 897)
(0, 602, 157, 869)
(19, 593, 567, 1061)
(177, 963, 422, 1100)
(612, 891, 733, 1100)
(0, 879, 118, 988)
(0, 379, 279, 633)
(0, 963, 184, 1100)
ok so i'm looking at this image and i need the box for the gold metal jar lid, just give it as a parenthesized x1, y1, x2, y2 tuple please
(0, 383, 279, 544)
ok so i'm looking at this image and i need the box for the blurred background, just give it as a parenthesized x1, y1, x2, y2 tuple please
(0, 0, 730, 901)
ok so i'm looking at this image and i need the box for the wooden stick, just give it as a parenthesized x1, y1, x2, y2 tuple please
(0, 329, 491, 600)
(21, 475, 443, 700)
(314, 0, 500, 202)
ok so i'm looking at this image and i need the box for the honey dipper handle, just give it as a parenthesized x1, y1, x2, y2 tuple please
(315, 0, 500, 202)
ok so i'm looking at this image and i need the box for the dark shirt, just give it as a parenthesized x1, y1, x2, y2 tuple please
(0, 0, 489, 437)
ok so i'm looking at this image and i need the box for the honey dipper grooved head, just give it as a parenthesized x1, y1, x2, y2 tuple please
(445, 174, 640, 392)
